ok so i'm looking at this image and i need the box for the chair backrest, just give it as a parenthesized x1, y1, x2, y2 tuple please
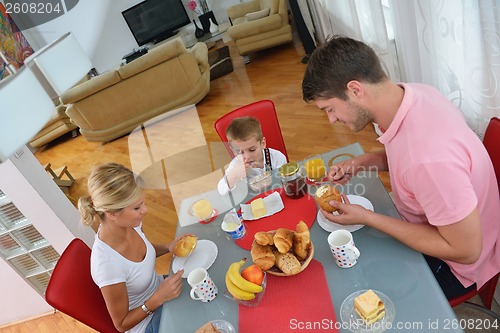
(45, 238, 120, 333)
(214, 100, 289, 162)
(483, 117, 500, 192)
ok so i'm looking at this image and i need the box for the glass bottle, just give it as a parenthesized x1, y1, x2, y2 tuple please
(277, 162, 307, 199)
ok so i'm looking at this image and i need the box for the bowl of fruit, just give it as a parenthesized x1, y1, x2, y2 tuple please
(224, 258, 267, 307)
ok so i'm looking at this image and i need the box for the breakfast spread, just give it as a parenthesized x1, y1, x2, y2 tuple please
(251, 197, 267, 218)
(353, 289, 386, 325)
(315, 184, 342, 212)
(250, 221, 312, 276)
(174, 235, 198, 257)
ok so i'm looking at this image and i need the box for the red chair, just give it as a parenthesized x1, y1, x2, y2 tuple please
(45, 238, 120, 333)
(214, 100, 289, 162)
(449, 117, 500, 312)
(483, 117, 500, 192)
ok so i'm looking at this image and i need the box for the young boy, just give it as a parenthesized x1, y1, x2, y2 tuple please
(217, 116, 287, 196)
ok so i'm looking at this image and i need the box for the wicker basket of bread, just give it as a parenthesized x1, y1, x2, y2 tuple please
(250, 221, 313, 276)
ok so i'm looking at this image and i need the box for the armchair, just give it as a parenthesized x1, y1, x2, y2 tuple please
(227, 0, 293, 59)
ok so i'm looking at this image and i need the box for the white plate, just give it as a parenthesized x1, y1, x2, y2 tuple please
(211, 319, 235, 333)
(172, 240, 218, 278)
(340, 289, 395, 333)
(316, 195, 373, 232)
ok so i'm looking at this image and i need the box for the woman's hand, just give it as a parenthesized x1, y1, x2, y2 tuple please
(156, 269, 184, 303)
(320, 194, 374, 226)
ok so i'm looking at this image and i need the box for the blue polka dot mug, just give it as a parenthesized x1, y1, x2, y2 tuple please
(328, 230, 360, 268)
(187, 268, 218, 302)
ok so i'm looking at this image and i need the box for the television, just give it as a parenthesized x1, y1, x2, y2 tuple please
(122, 0, 191, 47)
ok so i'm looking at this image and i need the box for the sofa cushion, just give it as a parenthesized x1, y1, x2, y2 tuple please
(246, 7, 270, 21)
(60, 70, 121, 104)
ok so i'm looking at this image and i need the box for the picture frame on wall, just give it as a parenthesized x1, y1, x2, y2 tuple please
(0, 2, 34, 79)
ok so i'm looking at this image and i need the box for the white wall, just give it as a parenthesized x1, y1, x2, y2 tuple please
(0, 145, 95, 325)
(15, 0, 240, 73)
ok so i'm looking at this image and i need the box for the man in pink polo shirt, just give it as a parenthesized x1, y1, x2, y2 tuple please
(302, 35, 500, 299)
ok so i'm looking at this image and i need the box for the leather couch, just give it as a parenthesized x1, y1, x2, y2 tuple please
(60, 38, 210, 142)
(227, 0, 293, 56)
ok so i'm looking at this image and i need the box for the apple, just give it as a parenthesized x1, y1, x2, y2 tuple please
(241, 264, 264, 286)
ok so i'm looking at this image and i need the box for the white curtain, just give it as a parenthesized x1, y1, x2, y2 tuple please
(308, 0, 500, 137)
(306, 0, 400, 82)
(392, 0, 500, 138)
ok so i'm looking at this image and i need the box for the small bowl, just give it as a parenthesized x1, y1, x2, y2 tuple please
(224, 272, 267, 307)
(248, 171, 272, 192)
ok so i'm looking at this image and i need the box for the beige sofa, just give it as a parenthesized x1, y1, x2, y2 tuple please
(60, 38, 210, 142)
(227, 0, 292, 56)
(29, 103, 78, 148)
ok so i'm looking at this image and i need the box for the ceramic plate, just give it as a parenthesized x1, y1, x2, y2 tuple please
(340, 289, 395, 333)
(211, 320, 235, 333)
(316, 195, 374, 232)
(172, 240, 218, 278)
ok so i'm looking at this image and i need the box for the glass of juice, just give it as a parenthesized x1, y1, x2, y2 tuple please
(304, 154, 326, 183)
(190, 198, 216, 224)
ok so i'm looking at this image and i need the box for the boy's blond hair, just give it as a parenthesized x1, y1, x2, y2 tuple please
(226, 116, 263, 142)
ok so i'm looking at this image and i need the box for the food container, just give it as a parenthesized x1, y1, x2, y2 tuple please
(247, 165, 272, 192)
(277, 162, 307, 199)
(224, 272, 267, 307)
(221, 209, 246, 240)
(251, 230, 314, 276)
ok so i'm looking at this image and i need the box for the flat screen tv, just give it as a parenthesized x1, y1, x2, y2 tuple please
(122, 0, 191, 47)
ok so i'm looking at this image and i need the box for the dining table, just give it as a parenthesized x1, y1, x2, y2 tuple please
(159, 143, 464, 333)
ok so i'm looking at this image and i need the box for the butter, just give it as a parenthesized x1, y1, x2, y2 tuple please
(316, 185, 329, 198)
(251, 198, 267, 218)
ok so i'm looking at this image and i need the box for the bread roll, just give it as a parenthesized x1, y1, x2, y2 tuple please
(250, 243, 276, 270)
(275, 252, 301, 275)
(174, 235, 198, 257)
(293, 221, 311, 260)
(273, 228, 293, 253)
(254, 231, 274, 246)
(315, 185, 342, 212)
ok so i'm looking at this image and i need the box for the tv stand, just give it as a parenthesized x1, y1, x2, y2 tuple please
(122, 48, 148, 64)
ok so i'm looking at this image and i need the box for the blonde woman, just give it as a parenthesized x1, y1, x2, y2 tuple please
(79, 163, 184, 333)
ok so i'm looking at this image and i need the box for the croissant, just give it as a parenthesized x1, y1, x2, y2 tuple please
(293, 221, 311, 260)
(275, 252, 301, 275)
(274, 228, 293, 253)
(254, 231, 274, 246)
(250, 243, 276, 270)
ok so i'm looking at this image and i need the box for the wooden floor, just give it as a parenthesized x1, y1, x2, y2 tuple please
(3, 35, 390, 332)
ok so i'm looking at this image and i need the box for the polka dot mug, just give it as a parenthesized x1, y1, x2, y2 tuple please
(328, 230, 360, 268)
(187, 268, 218, 302)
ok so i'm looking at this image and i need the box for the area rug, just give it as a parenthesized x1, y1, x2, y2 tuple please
(208, 45, 233, 80)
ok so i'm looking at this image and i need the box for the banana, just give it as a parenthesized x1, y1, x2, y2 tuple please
(227, 258, 263, 294)
(225, 271, 255, 300)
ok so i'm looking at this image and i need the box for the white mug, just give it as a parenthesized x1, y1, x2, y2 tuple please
(328, 230, 360, 268)
(187, 268, 218, 302)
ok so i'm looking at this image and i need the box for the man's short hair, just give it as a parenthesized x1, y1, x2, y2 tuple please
(302, 35, 388, 102)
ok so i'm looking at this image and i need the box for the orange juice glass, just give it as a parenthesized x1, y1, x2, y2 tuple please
(304, 154, 326, 182)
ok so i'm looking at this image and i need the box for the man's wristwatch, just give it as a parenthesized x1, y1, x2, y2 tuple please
(141, 302, 154, 315)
